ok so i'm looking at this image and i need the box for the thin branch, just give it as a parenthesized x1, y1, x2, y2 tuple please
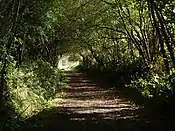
(101, 35, 127, 40)
(98, 26, 127, 34)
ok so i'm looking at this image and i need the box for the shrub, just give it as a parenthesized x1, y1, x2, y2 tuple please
(130, 73, 170, 98)
(6, 60, 67, 119)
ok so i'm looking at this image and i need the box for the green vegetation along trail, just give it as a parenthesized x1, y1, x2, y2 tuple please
(18, 72, 169, 131)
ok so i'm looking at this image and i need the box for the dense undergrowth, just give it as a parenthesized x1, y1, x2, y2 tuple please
(1, 60, 67, 130)
(76, 57, 175, 110)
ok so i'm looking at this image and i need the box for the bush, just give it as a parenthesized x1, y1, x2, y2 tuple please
(130, 73, 171, 99)
(6, 60, 67, 119)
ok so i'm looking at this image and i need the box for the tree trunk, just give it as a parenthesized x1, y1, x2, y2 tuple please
(148, 0, 170, 73)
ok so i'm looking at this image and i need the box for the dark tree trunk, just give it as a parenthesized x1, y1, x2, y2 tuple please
(148, 0, 170, 73)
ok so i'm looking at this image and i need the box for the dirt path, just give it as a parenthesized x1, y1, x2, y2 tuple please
(18, 72, 162, 131)
(58, 73, 139, 120)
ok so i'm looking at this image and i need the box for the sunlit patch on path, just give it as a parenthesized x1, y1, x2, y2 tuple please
(58, 73, 139, 120)
(17, 72, 160, 131)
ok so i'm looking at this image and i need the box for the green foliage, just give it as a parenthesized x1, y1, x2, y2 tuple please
(130, 73, 171, 99)
(6, 60, 67, 118)
(1, 0, 175, 129)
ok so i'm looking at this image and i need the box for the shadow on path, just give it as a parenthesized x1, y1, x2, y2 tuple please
(15, 73, 168, 131)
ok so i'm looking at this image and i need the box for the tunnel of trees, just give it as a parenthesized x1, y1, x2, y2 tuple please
(1, 0, 175, 130)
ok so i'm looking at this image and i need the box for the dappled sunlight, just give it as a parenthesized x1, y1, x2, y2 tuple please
(13, 73, 162, 131)
(2, 0, 175, 130)
(56, 72, 139, 121)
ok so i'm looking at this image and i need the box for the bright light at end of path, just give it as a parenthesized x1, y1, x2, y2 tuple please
(57, 55, 79, 70)
(173, 8, 175, 13)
